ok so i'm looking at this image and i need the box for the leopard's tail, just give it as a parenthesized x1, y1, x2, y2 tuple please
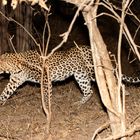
(122, 74, 140, 84)
(91, 74, 140, 84)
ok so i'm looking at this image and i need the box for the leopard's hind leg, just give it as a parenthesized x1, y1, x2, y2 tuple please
(74, 71, 93, 104)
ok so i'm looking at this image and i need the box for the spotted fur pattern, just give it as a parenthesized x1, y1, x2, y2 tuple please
(0, 46, 95, 104)
(122, 74, 140, 84)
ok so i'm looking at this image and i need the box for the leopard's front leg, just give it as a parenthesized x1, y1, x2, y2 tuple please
(0, 74, 25, 103)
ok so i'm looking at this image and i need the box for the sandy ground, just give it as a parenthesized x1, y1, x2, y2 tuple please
(0, 76, 140, 140)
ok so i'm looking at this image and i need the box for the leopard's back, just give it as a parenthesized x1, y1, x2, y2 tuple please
(47, 46, 94, 82)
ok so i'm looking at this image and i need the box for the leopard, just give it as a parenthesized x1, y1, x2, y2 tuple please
(0, 45, 139, 105)
(0, 45, 95, 104)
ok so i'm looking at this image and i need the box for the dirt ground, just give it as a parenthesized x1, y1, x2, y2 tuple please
(0, 76, 140, 140)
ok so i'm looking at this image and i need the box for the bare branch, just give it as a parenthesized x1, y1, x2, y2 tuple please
(85, 12, 119, 24)
(91, 122, 110, 140)
(98, 1, 140, 60)
(47, 0, 89, 58)
(9, 35, 17, 54)
(103, 125, 140, 140)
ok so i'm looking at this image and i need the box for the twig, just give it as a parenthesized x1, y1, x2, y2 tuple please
(126, 0, 134, 13)
(42, 6, 51, 55)
(129, 58, 137, 63)
(133, 25, 140, 41)
(9, 35, 17, 54)
(130, 114, 140, 125)
(98, 1, 140, 60)
(89, 12, 119, 23)
(74, 41, 94, 68)
(92, 123, 140, 140)
(91, 122, 110, 140)
(123, 24, 140, 60)
(33, 26, 42, 46)
(103, 125, 140, 140)
(44, 19, 51, 56)
(44, 7, 51, 56)
(42, 19, 47, 54)
(128, 9, 140, 25)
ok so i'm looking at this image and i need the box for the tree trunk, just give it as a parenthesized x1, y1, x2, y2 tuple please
(0, 2, 10, 54)
(14, 2, 32, 52)
(60, 0, 126, 137)
(82, 6, 126, 137)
